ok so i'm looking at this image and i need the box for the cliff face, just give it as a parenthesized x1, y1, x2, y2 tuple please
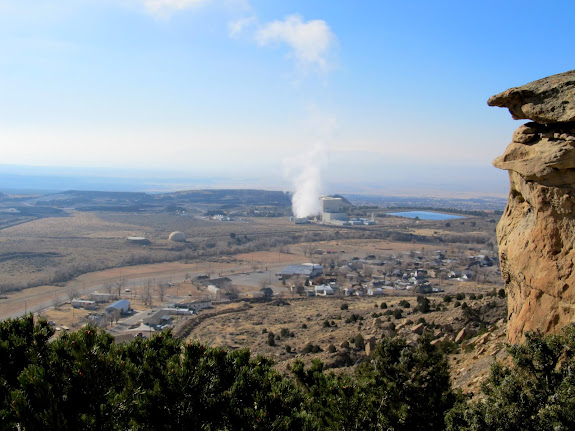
(489, 70, 575, 343)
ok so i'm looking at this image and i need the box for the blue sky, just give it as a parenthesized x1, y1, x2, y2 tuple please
(1, 0, 574, 196)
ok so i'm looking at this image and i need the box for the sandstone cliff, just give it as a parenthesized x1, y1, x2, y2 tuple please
(489, 70, 575, 343)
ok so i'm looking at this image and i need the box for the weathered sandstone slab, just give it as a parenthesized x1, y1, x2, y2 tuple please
(491, 71, 575, 343)
(488, 69, 575, 123)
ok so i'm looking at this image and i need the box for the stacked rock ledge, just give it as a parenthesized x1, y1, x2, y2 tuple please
(490, 69, 575, 343)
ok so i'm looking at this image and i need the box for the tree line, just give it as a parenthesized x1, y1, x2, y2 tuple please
(2, 315, 574, 430)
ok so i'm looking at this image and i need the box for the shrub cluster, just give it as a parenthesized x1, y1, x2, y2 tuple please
(2, 315, 575, 430)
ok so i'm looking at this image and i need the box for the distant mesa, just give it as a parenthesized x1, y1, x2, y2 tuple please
(169, 231, 186, 242)
(490, 69, 575, 343)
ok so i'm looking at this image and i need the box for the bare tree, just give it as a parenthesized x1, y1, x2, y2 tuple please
(363, 266, 374, 278)
(113, 309, 121, 324)
(477, 266, 495, 285)
(141, 279, 153, 307)
(113, 277, 125, 297)
(336, 272, 348, 289)
(303, 244, 316, 260)
(52, 297, 61, 310)
(258, 278, 271, 290)
(224, 284, 240, 300)
(67, 287, 78, 301)
(157, 282, 169, 303)
(107, 309, 121, 327)
(104, 282, 114, 295)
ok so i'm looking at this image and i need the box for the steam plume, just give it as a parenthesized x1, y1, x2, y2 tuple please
(284, 143, 327, 218)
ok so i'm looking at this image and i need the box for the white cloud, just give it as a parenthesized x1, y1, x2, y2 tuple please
(143, 0, 209, 18)
(227, 15, 256, 38)
(255, 14, 335, 71)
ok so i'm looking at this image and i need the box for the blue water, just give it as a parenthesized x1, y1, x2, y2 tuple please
(389, 211, 464, 220)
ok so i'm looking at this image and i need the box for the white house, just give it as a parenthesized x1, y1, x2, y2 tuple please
(314, 284, 335, 296)
(367, 287, 384, 296)
(207, 285, 221, 297)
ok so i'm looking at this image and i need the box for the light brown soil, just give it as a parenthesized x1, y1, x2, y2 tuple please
(178, 292, 507, 392)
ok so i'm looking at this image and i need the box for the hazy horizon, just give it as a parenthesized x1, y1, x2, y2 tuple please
(1, 1, 570, 202)
(0, 162, 509, 199)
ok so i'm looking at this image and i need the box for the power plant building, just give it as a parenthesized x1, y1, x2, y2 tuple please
(321, 197, 348, 224)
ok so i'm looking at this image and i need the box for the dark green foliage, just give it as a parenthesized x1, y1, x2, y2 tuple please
(443, 294, 453, 303)
(1, 317, 312, 430)
(498, 288, 506, 299)
(446, 326, 575, 431)
(354, 334, 365, 350)
(468, 293, 476, 300)
(267, 332, 276, 346)
(293, 335, 458, 430)
(393, 308, 403, 319)
(455, 292, 466, 300)
(399, 299, 411, 308)
(361, 335, 457, 430)
(0, 314, 55, 428)
(340, 303, 348, 311)
(290, 359, 373, 430)
(302, 323, 307, 329)
(323, 320, 330, 328)
(345, 313, 363, 324)
(416, 296, 431, 313)
(380, 302, 388, 309)
(9, 316, 575, 430)
(435, 338, 459, 355)
(302, 343, 322, 354)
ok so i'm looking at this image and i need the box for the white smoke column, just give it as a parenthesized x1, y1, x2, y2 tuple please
(285, 143, 328, 218)
(284, 106, 336, 218)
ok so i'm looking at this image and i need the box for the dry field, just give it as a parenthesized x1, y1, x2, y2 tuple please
(0, 211, 340, 289)
(0, 230, 500, 321)
(0, 209, 497, 291)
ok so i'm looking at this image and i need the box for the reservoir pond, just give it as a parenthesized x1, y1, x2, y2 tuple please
(389, 211, 464, 220)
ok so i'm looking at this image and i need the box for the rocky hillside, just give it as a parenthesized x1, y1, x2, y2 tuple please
(489, 70, 575, 342)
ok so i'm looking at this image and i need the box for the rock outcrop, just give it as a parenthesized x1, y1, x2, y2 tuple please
(489, 70, 575, 343)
